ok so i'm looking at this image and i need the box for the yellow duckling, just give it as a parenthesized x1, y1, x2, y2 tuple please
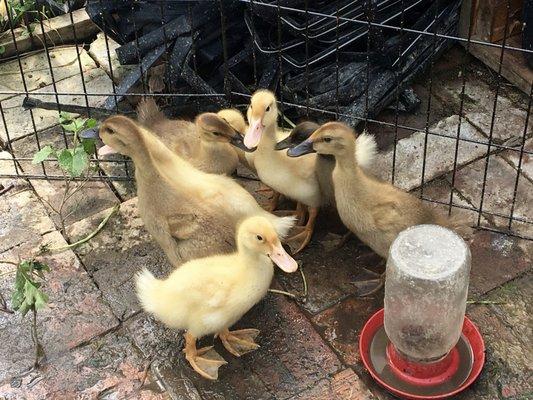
(244, 90, 321, 253)
(135, 215, 298, 380)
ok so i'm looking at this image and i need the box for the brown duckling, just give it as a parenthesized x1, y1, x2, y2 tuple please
(288, 122, 467, 291)
(136, 98, 249, 175)
(94, 116, 295, 267)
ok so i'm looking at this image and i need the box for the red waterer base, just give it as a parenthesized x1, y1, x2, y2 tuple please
(359, 308, 485, 400)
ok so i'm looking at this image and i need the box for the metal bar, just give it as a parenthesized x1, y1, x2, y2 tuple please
(477, 0, 512, 227)
(236, 0, 533, 54)
(419, 0, 440, 198)
(507, 82, 533, 230)
(391, 0, 406, 185)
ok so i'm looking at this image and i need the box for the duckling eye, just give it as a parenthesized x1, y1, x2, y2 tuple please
(323, 137, 332, 143)
(107, 127, 115, 135)
(256, 235, 263, 242)
(212, 131, 221, 136)
(266, 105, 271, 112)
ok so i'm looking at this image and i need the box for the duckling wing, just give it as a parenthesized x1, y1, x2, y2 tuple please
(371, 201, 411, 235)
(167, 213, 201, 240)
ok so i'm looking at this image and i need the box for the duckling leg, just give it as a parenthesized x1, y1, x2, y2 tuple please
(183, 332, 227, 380)
(264, 191, 281, 212)
(286, 207, 318, 254)
(218, 328, 260, 357)
(295, 202, 307, 226)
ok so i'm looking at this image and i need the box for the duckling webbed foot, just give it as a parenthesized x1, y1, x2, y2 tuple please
(184, 333, 227, 380)
(218, 328, 260, 357)
(285, 206, 318, 254)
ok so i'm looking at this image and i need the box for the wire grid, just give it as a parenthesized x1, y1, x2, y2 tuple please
(0, 0, 531, 240)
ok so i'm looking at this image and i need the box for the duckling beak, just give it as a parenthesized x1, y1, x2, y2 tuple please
(287, 139, 315, 157)
(244, 119, 263, 149)
(98, 145, 117, 156)
(274, 136, 292, 151)
(230, 134, 255, 152)
(268, 241, 298, 273)
(79, 126, 100, 139)
(80, 126, 117, 156)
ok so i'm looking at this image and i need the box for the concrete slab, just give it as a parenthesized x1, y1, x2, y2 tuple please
(0, 68, 114, 142)
(461, 275, 533, 399)
(287, 368, 376, 400)
(500, 137, 533, 182)
(127, 292, 345, 400)
(0, 47, 96, 101)
(8, 127, 120, 229)
(0, 329, 168, 399)
(452, 156, 533, 238)
(432, 60, 532, 143)
(374, 115, 487, 190)
(89, 32, 134, 82)
(468, 230, 531, 297)
(366, 82, 451, 152)
(66, 198, 172, 320)
(0, 230, 118, 382)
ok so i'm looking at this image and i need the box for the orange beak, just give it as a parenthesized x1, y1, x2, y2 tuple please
(268, 241, 298, 273)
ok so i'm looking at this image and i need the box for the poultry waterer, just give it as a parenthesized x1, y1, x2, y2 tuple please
(359, 225, 485, 399)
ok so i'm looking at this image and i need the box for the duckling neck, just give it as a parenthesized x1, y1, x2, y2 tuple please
(136, 129, 199, 184)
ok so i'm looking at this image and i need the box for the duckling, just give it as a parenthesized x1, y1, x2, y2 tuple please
(135, 215, 298, 380)
(217, 108, 252, 170)
(244, 90, 321, 253)
(136, 98, 248, 175)
(288, 122, 465, 291)
(95, 116, 295, 267)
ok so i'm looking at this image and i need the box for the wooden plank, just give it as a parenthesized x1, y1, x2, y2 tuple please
(469, 35, 533, 95)
(0, 9, 99, 59)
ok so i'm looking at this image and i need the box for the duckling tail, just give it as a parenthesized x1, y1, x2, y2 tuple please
(137, 98, 165, 129)
(355, 132, 378, 170)
(270, 215, 297, 239)
(440, 213, 475, 241)
(135, 268, 164, 314)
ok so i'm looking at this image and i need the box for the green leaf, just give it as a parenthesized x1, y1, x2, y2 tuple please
(57, 149, 73, 172)
(71, 147, 89, 177)
(85, 118, 98, 129)
(59, 111, 73, 124)
(81, 138, 96, 155)
(32, 145, 54, 164)
(34, 290, 48, 310)
(61, 121, 78, 133)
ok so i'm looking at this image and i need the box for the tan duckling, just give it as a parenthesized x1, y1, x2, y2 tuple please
(135, 216, 298, 380)
(94, 116, 234, 266)
(289, 122, 467, 290)
(217, 108, 252, 170)
(137, 98, 248, 175)
(244, 90, 321, 253)
(95, 116, 295, 267)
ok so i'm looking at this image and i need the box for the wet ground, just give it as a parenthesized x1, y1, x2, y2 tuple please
(0, 39, 532, 399)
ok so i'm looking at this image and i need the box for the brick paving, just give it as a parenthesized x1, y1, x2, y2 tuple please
(0, 38, 532, 400)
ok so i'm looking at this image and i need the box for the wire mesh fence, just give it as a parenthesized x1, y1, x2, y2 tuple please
(0, 0, 531, 240)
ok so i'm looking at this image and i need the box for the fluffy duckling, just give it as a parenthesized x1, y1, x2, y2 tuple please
(281, 121, 378, 207)
(137, 98, 248, 175)
(96, 116, 295, 266)
(244, 90, 321, 253)
(217, 108, 252, 170)
(136, 216, 298, 380)
(289, 122, 463, 257)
